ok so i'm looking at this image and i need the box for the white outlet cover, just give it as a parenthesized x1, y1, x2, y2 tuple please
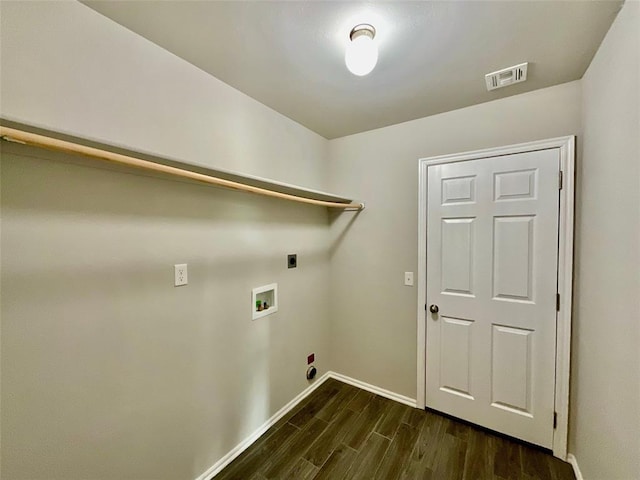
(404, 272, 414, 286)
(174, 264, 188, 286)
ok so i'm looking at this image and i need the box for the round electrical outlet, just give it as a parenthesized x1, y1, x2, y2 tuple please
(306, 365, 317, 380)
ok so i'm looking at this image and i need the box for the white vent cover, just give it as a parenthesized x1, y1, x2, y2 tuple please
(485, 62, 528, 91)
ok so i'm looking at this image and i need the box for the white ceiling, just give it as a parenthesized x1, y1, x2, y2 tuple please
(83, 1, 622, 139)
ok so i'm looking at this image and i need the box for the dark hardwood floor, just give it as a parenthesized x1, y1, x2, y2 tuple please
(214, 378, 575, 480)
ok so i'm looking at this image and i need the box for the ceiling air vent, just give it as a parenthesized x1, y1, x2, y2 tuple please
(485, 62, 528, 91)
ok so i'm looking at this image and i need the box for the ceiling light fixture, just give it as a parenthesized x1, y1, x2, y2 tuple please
(345, 24, 378, 76)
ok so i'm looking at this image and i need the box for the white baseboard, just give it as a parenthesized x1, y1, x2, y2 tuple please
(194, 371, 417, 480)
(328, 371, 417, 408)
(567, 454, 584, 480)
(195, 371, 330, 480)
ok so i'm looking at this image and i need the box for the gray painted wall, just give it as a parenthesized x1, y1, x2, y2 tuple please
(571, 2, 640, 478)
(2, 1, 638, 479)
(327, 81, 582, 398)
(1, 2, 333, 479)
(0, 1, 328, 189)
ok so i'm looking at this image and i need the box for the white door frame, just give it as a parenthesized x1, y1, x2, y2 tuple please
(416, 136, 575, 459)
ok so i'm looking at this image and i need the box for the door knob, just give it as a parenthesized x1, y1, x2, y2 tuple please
(429, 304, 439, 314)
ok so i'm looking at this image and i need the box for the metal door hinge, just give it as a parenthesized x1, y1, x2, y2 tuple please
(553, 412, 558, 429)
(559, 171, 563, 190)
(556, 294, 560, 312)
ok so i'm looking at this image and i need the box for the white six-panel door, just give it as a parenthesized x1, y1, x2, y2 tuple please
(425, 148, 560, 448)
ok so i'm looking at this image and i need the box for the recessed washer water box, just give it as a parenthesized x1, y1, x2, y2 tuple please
(252, 283, 278, 320)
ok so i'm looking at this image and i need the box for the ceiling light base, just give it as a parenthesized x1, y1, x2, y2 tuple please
(350, 24, 376, 41)
(345, 23, 378, 76)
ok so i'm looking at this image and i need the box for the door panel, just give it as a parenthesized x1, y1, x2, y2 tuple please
(441, 218, 475, 296)
(494, 169, 537, 201)
(493, 215, 535, 301)
(440, 316, 474, 398)
(442, 175, 476, 204)
(491, 324, 533, 414)
(425, 148, 559, 448)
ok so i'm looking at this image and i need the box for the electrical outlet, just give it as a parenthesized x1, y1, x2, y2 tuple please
(404, 272, 414, 286)
(288, 254, 297, 269)
(174, 264, 188, 286)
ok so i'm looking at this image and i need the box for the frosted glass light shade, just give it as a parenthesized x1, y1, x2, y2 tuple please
(345, 32, 378, 76)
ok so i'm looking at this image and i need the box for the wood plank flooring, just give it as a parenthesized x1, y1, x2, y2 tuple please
(214, 379, 575, 480)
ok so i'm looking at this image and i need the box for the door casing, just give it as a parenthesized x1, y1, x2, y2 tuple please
(416, 136, 575, 459)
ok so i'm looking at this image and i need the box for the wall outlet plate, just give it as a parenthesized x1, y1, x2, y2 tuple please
(174, 264, 188, 286)
(287, 254, 297, 269)
(404, 271, 414, 286)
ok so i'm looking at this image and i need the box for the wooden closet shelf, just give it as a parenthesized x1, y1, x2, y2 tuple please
(0, 120, 364, 211)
